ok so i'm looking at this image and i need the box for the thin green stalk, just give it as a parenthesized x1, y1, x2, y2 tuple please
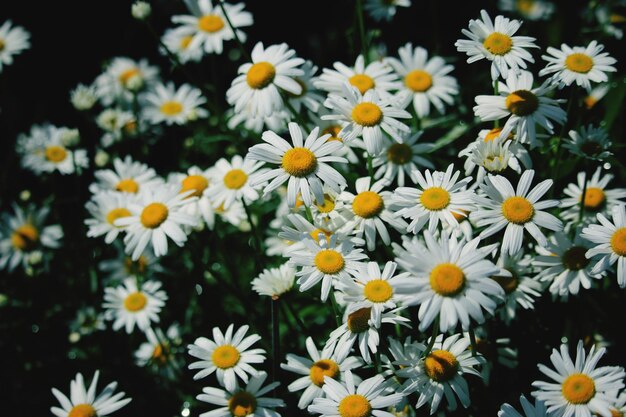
(468, 326, 479, 357)
(550, 88, 578, 188)
(367, 153, 374, 181)
(217, 0, 252, 61)
(271, 299, 280, 384)
(283, 97, 310, 128)
(282, 300, 310, 334)
(241, 199, 263, 255)
(329, 291, 342, 327)
(355, 0, 369, 64)
(578, 170, 588, 224)
(304, 205, 314, 223)
(422, 316, 439, 358)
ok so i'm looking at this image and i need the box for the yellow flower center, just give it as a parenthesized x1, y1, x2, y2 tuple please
(405, 70, 433, 92)
(484, 127, 514, 142)
(610, 13, 626, 23)
(116, 179, 139, 193)
(364, 279, 393, 303)
(11, 224, 39, 251)
(316, 194, 336, 213)
(349, 74, 376, 95)
(228, 391, 257, 417)
(281, 148, 318, 177)
(430, 263, 465, 296)
(352, 191, 384, 218)
(582, 187, 605, 210)
(561, 246, 590, 271)
(322, 125, 343, 142)
(506, 90, 539, 116)
(0, 39, 5, 51)
(152, 343, 170, 365)
(124, 256, 148, 275)
(198, 14, 225, 33)
(609, 410, 625, 417)
(610, 228, 626, 256)
(420, 187, 451, 211)
(223, 169, 248, 190)
(565, 53, 594, 74)
(45, 146, 68, 163)
(424, 349, 459, 382)
(339, 394, 372, 417)
(212, 344, 241, 369)
(516, 0, 535, 13)
(68, 404, 97, 417)
(584, 96, 598, 110)
(124, 292, 147, 312)
(160, 101, 183, 116)
(491, 271, 519, 294)
(119, 68, 140, 85)
(562, 373, 596, 404)
(387, 143, 413, 164)
(351, 102, 383, 127)
(309, 228, 333, 243)
(181, 175, 209, 197)
(347, 307, 371, 333)
(106, 207, 131, 226)
(140, 203, 169, 229)
(483, 32, 513, 56)
(180, 35, 193, 50)
(501, 196, 534, 224)
(309, 359, 340, 386)
(246, 62, 276, 89)
(314, 249, 345, 274)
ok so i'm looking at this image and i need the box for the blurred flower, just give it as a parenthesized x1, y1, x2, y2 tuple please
(498, 0, 554, 21)
(563, 124, 612, 161)
(94, 57, 159, 105)
(251, 263, 295, 299)
(0, 20, 30, 73)
(90, 156, 162, 194)
(131, 1, 151, 20)
(498, 395, 548, 417)
(70, 83, 97, 111)
(85, 191, 136, 244)
(70, 306, 107, 336)
(364, 0, 411, 22)
(135, 325, 183, 379)
(141, 82, 209, 125)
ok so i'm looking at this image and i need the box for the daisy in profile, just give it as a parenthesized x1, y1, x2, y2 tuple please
(287, 60, 325, 114)
(95, 57, 159, 105)
(387, 43, 459, 119)
(251, 263, 295, 299)
(498, 395, 549, 417)
(103, 277, 167, 333)
(51, 371, 131, 417)
(197, 371, 284, 417)
(247, 123, 347, 207)
(498, 0, 555, 21)
(532, 340, 625, 417)
(0, 21, 30, 73)
(392, 164, 474, 235)
(281, 336, 363, 409)
(70, 83, 98, 111)
(364, 0, 411, 22)
(90, 156, 162, 194)
(581, 204, 626, 287)
(161, 27, 203, 63)
(85, 191, 136, 244)
(455, 10, 538, 80)
(583, 84, 610, 109)
(207, 155, 266, 209)
(187, 324, 266, 391)
(141, 82, 208, 125)
(372, 131, 435, 186)
(315, 55, 400, 97)
(474, 71, 567, 148)
(135, 325, 183, 378)
(540, 41, 617, 90)
(168, 166, 216, 229)
(471, 170, 562, 255)
(226, 42, 304, 118)
(563, 125, 612, 161)
(171, 0, 253, 55)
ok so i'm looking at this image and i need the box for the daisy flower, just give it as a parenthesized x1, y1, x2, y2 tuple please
(281, 336, 363, 409)
(70, 83, 98, 111)
(103, 277, 167, 333)
(563, 125, 612, 161)
(474, 70, 567, 148)
(85, 191, 136, 244)
(161, 27, 204, 64)
(96, 108, 138, 147)
(583, 84, 610, 110)
(372, 131, 435, 186)
(90, 156, 162, 194)
(309, 186, 351, 232)
(247, 122, 348, 208)
(278, 213, 337, 254)
(498, 395, 549, 417)
(287, 60, 325, 114)
(207, 155, 266, 209)
(187, 323, 266, 391)
(0, 21, 30, 73)
(94, 57, 159, 105)
(470, 169, 562, 255)
(498, 0, 555, 21)
(455, 10, 538, 80)
(386, 43, 459, 119)
(214, 200, 247, 228)
(364, 0, 411, 22)
(540, 41, 617, 90)
(323, 84, 411, 155)
(251, 262, 296, 299)
(141, 82, 208, 125)
(392, 164, 474, 235)
(226, 42, 304, 118)
(51, 371, 131, 417)
(135, 325, 183, 378)
(196, 371, 284, 417)
(98, 243, 164, 283)
(168, 165, 216, 229)
(581, 204, 626, 288)
(393, 231, 504, 332)
(532, 340, 626, 417)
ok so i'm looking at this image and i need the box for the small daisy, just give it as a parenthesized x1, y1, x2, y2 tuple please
(364, 0, 411, 22)
(141, 82, 208, 125)
(455, 10, 538, 80)
(214, 200, 247, 228)
(226, 42, 304, 118)
(471, 169, 562, 255)
(251, 262, 296, 299)
(278, 212, 337, 254)
(90, 156, 162, 194)
(70, 83, 98, 111)
(315, 55, 400, 97)
(85, 191, 136, 244)
(532, 340, 626, 417)
(540, 41, 617, 90)
(51, 371, 131, 417)
(498, 0, 555, 21)
(583, 84, 610, 109)
(103, 277, 167, 333)
(98, 243, 164, 283)
(135, 325, 183, 378)
(498, 395, 549, 417)
(96, 108, 138, 146)
(287, 60, 325, 114)
(387, 43, 459, 119)
(207, 155, 266, 209)
(169, 165, 217, 229)
(309, 186, 351, 232)
(95, 57, 159, 105)
(563, 125, 613, 161)
(161, 27, 203, 63)
(465, 138, 515, 182)
(281, 336, 363, 409)
(372, 131, 435, 186)
(382, 336, 425, 382)
(0, 21, 30, 73)
(187, 323, 266, 391)
(247, 122, 348, 207)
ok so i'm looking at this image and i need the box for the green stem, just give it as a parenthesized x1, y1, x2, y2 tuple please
(329, 290, 342, 327)
(271, 299, 280, 384)
(355, 0, 369, 64)
(282, 300, 310, 334)
(468, 326, 478, 357)
(422, 316, 439, 358)
(578, 170, 588, 224)
(217, 0, 252, 61)
(283, 97, 310, 129)
(367, 153, 374, 181)
(241, 199, 263, 268)
(304, 205, 314, 223)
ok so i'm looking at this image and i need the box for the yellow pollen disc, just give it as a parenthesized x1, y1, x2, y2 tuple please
(582, 187, 605, 210)
(11, 224, 39, 251)
(420, 187, 451, 211)
(316, 194, 336, 213)
(562, 373, 596, 404)
(387, 143, 413, 164)
(309, 359, 340, 386)
(119, 68, 140, 85)
(483, 32, 513, 56)
(124, 121, 137, 135)
(364, 279, 393, 303)
(562, 246, 590, 271)
(452, 209, 469, 222)
(322, 125, 343, 142)
(349, 74, 376, 95)
(314, 249, 345, 274)
(424, 349, 459, 382)
(124, 292, 147, 312)
(140, 203, 169, 229)
(246, 61, 276, 89)
(125, 256, 148, 275)
(180, 35, 193, 50)
(516, 0, 535, 13)
(106, 207, 131, 226)
(565, 53, 594, 74)
(68, 404, 97, 417)
(610, 409, 624, 417)
(610, 13, 626, 23)
(405, 70, 433, 92)
(228, 391, 257, 417)
(181, 175, 209, 197)
(0, 39, 5, 51)
(484, 127, 514, 142)
(223, 169, 248, 190)
(198, 14, 225, 33)
(281, 147, 317, 177)
(309, 228, 333, 243)
(347, 307, 371, 333)
(430, 263, 465, 296)
(351, 102, 383, 127)
(352, 191, 384, 218)
(502, 196, 534, 224)
(116, 178, 139, 193)
(584, 96, 598, 109)
(160, 101, 183, 116)
(506, 90, 539, 116)
(338, 394, 372, 417)
(212, 344, 241, 369)
(152, 343, 169, 365)
(610, 228, 626, 256)
(45, 146, 68, 163)
(491, 271, 519, 294)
